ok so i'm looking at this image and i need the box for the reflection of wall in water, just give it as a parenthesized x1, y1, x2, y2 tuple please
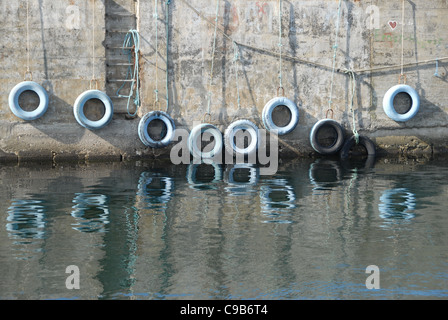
(0, 163, 143, 299)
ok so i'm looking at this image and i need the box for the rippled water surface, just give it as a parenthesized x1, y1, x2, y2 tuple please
(1, 157, 448, 300)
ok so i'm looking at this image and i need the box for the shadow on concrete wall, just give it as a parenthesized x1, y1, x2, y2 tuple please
(23, 0, 84, 147)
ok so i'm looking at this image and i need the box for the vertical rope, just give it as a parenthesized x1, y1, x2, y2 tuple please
(328, 0, 343, 114)
(233, 41, 241, 109)
(153, 0, 159, 106)
(92, 0, 95, 83)
(401, 0, 405, 77)
(26, 0, 30, 78)
(346, 69, 359, 144)
(165, 0, 171, 113)
(278, 0, 283, 91)
(207, 0, 220, 116)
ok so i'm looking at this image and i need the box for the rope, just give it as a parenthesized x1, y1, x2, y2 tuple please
(165, 0, 171, 113)
(176, 0, 445, 76)
(401, 0, 405, 78)
(355, 57, 448, 74)
(116, 30, 141, 117)
(346, 69, 359, 144)
(328, 0, 343, 114)
(91, 0, 96, 86)
(25, 0, 31, 80)
(206, 0, 220, 116)
(278, 0, 283, 91)
(153, 0, 159, 107)
(233, 41, 241, 109)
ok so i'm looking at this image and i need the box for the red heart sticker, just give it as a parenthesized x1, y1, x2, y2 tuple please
(388, 21, 397, 30)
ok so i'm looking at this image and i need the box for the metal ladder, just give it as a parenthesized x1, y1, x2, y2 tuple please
(104, 0, 138, 115)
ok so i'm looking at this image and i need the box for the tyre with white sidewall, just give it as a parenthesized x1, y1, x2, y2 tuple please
(262, 97, 299, 135)
(9, 81, 49, 120)
(383, 84, 420, 122)
(74, 90, 114, 130)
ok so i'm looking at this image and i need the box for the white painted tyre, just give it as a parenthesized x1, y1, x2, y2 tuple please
(383, 84, 420, 122)
(188, 123, 223, 159)
(262, 97, 299, 135)
(74, 90, 114, 130)
(224, 120, 259, 156)
(138, 111, 176, 148)
(9, 81, 49, 120)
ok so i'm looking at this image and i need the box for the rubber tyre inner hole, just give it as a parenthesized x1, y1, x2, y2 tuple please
(312, 167, 339, 183)
(347, 143, 368, 157)
(195, 164, 216, 183)
(271, 105, 292, 128)
(393, 92, 412, 114)
(232, 168, 252, 183)
(233, 129, 252, 150)
(317, 125, 338, 148)
(145, 179, 166, 197)
(268, 190, 290, 203)
(18, 90, 40, 112)
(83, 98, 106, 121)
(146, 119, 168, 142)
(197, 131, 216, 154)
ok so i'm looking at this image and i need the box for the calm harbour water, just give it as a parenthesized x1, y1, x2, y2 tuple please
(0, 156, 447, 300)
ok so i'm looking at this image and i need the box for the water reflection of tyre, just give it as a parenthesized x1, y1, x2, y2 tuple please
(226, 164, 259, 185)
(186, 162, 223, 190)
(379, 188, 416, 222)
(71, 193, 110, 233)
(309, 159, 342, 191)
(340, 155, 376, 172)
(260, 180, 296, 210)
(6, 199, 46, 241)
(136, 172, 173, 210)
(224, 164, 259, 195)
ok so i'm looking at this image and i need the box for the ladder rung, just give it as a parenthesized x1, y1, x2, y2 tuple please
(105, 13, 136, 18)
(106, 46, 135, 50)
(107, 79, 134, 82)
(107, 30, 132, 33)
(107, 63, 133, 66)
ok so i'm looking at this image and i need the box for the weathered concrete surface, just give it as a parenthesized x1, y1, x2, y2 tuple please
(1, 0, 448, 162)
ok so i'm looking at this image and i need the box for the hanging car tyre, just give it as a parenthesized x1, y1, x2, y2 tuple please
(224, 119, 259, 156)
(383, 84, 420, 122)
(138, 111, 176, 148)
(309, 119, 345, 155)
(262, 97, 299, 135)
(339, 135, 376, 160)
(74, 90, 114, 130)
(188, 123, 223, 159)
(9, 81, 49, 120)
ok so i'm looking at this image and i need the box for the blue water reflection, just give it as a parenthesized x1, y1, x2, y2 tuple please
(309, 159, 343, 192)
(186, 162, 223, 190)
(4, 157, 448, 300)
(7, 199, 46, 242)
(379, 188, 417, 224)
(136, 172, 173, 212)
(71, 193, 110, 233)
(224, 164, 259, 196)
(260, 178, 297, 224)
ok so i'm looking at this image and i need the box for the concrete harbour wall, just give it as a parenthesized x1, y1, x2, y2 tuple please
(1, 0, 448, 162)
